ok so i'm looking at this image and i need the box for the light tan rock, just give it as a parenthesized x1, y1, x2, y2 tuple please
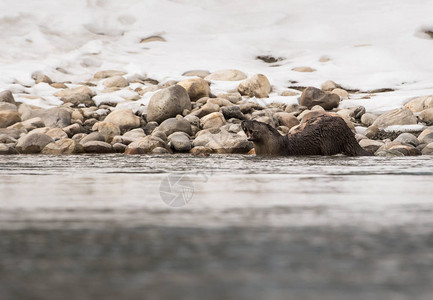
(0, 110, 21, 128)
(176, 78, 210, 101)
(331, 88, 349, 99)
(200, 112, 226, 129)
(237, 74, 271, 98)
(372, 107, 417, 129)
(292, 66, 315, 72)
(94, 70, 127, 79)
(54, 86, 95, 106)
(205, 69, 247, 81)
(92, 121, 121, 143)
(418, 108, 433, 124)
(103, 76, 128, 88)
(182, 70, 210, 78)
(404, 95, 433, 113)
(104, 109, 141, 131)
(359, 139, 384, 153)
(16, 132, 54, 154)
(147, 85, 191, 124)
(274, 112, 300, 129)
(321, 80, 340, 92)
(42, 138, 76, 155)
(361, 113, 378, 126)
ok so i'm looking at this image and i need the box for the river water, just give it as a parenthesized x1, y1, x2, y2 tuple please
(0, 154, 433, 300)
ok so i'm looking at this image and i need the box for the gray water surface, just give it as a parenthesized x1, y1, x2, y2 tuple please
(0, 154, 433, 300)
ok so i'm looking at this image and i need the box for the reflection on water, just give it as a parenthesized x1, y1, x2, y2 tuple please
(0, 154, 433, 300)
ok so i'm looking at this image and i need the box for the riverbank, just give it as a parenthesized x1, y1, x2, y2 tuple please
(1, 70, 433, 156)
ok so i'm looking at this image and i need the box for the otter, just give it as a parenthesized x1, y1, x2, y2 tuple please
(241, 115, 372, 156)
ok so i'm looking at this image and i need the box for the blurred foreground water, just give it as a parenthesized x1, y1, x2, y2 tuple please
(0, 154, 432, 300)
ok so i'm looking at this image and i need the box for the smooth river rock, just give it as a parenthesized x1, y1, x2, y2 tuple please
(176, 78, 210, 101)
(147, 85, 191, 124)
(299, 87, 340, 110)
(237, 74, 271, 98)
(16, 133, 55, 154)
(372, 107, 417, 129)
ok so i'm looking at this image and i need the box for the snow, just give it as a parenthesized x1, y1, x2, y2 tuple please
(0, 0, 433, 112)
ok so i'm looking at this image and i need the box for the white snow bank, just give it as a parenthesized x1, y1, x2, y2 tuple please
(0, 0, 432, 112)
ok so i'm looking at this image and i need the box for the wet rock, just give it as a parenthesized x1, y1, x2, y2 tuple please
(24, 107, 72, 128)
(82, 141, 113, 153)
(394, 133, 419, 147)
(168, 132, 191, 152)
(375, 149, 405, 157)
(103, 76, 128, 88)
(157, 118, 192, 136)
(361, 113, 379, 126)
(182, 70, 210, 78)
(125, 136, 167, 154)
(0, 110, 21, 128)
(151, 147, 170, 154)
(418, 127, 433, 144)
(200, 112, 226, 129)
(42, 138, 77, 155)
(0, 90, 15, 104)
(205, 69, 247, 81)
(321, 80, 340, 92)
(16, 132, 54, 154)
(221, 106, 246, 120)
(54, 86, 95, 107)
(274, 112, 300, 129)
(193, 128, 252, 154)
(94, 70, 127, 79)
(389, 144, 421, 156)
(104, 109, 141, 132)
(177, 78, 210, 101)
(292, 66, 315, 72)
(419, 108, 433, 125)
(359, 139, 384, 153)
(372, 107, 417, 129)
(0, 143, 18, 155)
(404, 95, 433, 113)
(92, 121, 121, 143)
(299, 87, 340, 110)
(190, 146, 213, 156)
(147, 85, 191, 124)
(421, 142, 433, 155)
(79, 132, 105, 145)
(237, 74, 271, 98)
(113, 143, 127, 153)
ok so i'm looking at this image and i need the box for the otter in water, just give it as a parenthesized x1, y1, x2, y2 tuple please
(241, 115, 372, 156)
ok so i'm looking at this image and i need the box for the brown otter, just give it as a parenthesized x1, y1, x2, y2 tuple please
(241, 115, 372, 156)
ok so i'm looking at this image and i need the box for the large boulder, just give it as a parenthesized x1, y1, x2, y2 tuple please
(299, 87, 340, 110)
(147, 85, 191, 123)
(42, 138, 77, 155)
(23, 107, 72, 128)
(54, 86, 95, 107)
(0, 90, 15, 104)
(421, 142, 433, 155)
(0, 110, 21, 128)
(237, 74, 271, 98)
(193, 128, 252, 154)
(372, 107, 417, 129)
(157, 118, 192, 136)
(418, 127, 433, 144)
(16, 132, 54, 154)
(176, 78, 210, 101)
(394, 133, 419, 147)
(205, 69, 247, 81)
(404, 95, 433, 113)
(103, 109, 140, 132)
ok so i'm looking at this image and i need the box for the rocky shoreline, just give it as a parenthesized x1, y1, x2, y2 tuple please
(1, 69, 433, 156)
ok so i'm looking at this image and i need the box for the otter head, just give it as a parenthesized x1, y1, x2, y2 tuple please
(241, 120, 285, 155)
(241, 120, 268, 142)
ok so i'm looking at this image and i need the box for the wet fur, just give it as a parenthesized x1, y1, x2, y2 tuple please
(242, 115, 372, 156)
